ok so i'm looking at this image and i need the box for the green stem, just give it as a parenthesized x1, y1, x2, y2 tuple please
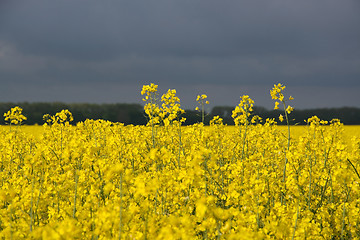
(281, 101, 291, 205)
(283, 102, 291, 151)
(347, 159, 360, 181)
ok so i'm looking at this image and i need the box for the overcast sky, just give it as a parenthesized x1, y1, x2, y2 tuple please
(0, 0, 359, 110)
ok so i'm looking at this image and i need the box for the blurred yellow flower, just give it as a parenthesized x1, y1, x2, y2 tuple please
(279, 114, 284, 122)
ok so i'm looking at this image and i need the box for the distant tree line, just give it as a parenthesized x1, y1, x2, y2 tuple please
(0, 102, 360, 125)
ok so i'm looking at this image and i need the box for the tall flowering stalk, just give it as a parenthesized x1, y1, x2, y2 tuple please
(270, 83, 294, 205)
(232, 95, 254, 155)
(160, 89, 186, 168)
(141, 83, 160, 147)
(270, 83, 294, 150)
(232, 95, 254, 186)
(195, 94, 209, 124)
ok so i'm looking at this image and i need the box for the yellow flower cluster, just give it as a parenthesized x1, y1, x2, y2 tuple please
(196, 94, 209, 105)
(0, 85, 360, 239)
(141, 83, 158, 98)
(160, 89, 185, 126)
(232, 95, 254, 126)
(43, 109, 74, 125)
(141, 83, 185, 128)
(270, 83, 286, 102)
(270, 83, 294, 123)
(3, 106, 27, 125)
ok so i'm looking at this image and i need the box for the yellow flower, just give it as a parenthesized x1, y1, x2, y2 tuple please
(274, 101, 280, 110)
(286, 105, 294, 114)
(279, 114, 284, 122)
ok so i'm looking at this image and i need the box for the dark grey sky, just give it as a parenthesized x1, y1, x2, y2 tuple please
(0, 0, 359, 110)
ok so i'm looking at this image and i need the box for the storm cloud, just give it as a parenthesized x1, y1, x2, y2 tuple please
(0, 0, 359, 109)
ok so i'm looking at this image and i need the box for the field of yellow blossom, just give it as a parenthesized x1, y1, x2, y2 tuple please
(1, 84, 360, 239)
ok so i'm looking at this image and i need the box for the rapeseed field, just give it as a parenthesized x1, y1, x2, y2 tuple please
(0, 84, 360, 239)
